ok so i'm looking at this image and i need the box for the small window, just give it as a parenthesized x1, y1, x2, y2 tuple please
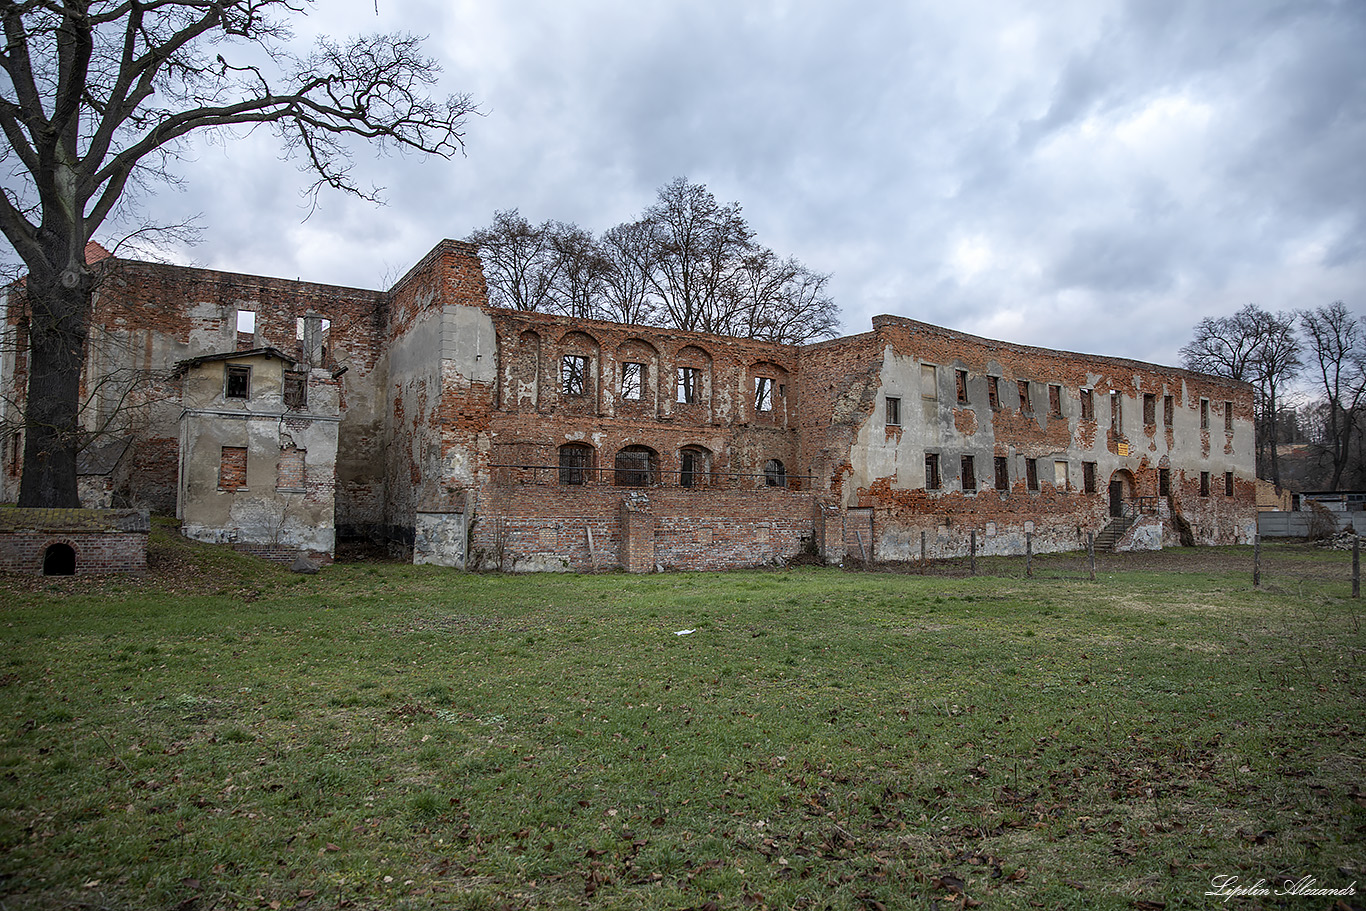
(886, 396, 901, 427)
(235, 309, 256, 349)
(755, 376, 774, 412)
(764, 458, 787, 488)
(677, 367, 701, 404)
(679, 447, 710, 489)
(1163, 395, 1174, 427)
(1143, 393, 1156, 426)
(1225, 471, 1234, 497)
(994, 455, 1009, 491)
(225, 364, 250, 399)
(283, 371, 306, 409)
(924, 453, 941, 490)
(1200, 399, 1210, 430)
(1083, 461, 1097, 494)
(219, 446, 248, 490)
(559, 443, 593, 485)
(1080, 389, 1094, 421)
(921, 365, 938, 400)
(1159, 467, 1171, 497)
(562, 355, 588, 397)
(1018, 380, 1032, 413)
(1054, 460, 1069, 490)
(615, 445, 656, 487)
(1110, 392, 1122, 432)
(1224, 401, 1234, 433)
(1200, 471, 1210, 497)
(620, 362, 644, 401)
(1048, 384, 1062, 417)
(960, 455, 976, 491)
(987, 377, 1000, 410)
(1025, 458, 1039, 491)
(955, 369, 969, 404)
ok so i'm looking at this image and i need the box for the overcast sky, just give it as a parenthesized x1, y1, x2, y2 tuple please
(106, 0, 1366, 368)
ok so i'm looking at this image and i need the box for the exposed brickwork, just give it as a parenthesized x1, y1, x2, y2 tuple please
(0, 508, 149, 574)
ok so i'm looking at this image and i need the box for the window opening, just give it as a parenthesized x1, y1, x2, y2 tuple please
(235, 309, 255, 349)
(1025, 458, 1039, 491)
(924, 453, 941, 490)
(994, 456, 1009, 491)
(1225, 471, 1234, 497)
(559, 443, 592, 485)
(615, 446, 656, 487)
(219, 446, 248, 490)
(1080, 388, 1094, 421)
(679, 448, 710, 489)
(677, 367, 701, 404)
(1018, 380, 1031, 413)
(1163, 395, 1174, 427)
(885, 396, 901, 426)
(277, 447, 306, 490)
(225, 364, 250, 399)
(42, 542, 76, 576)
(955, 369, 969, 404)
(620, 362, 644, 401)
(960, 455, 975, 491)
(1049, 384, 1062, 416)
(1083, 461, 1097, 494)
(1143, 393, 1156, 426)
(1224, 401, 1234, 433)
(1200, 399, 1209, 430)
(754, 376, 774, 412)
(1159, 467, 1171, 497)
(1200, 471, 1210, 497)
(987, 377, 1000, 409)
(920, 365, 937, 400)
(764, 459, 787, 488)
(283, 371, 306, 409)
(562, 355, 588, 397)
(1110, 392, 1122, 432)
(1054, 460, 1069, 489)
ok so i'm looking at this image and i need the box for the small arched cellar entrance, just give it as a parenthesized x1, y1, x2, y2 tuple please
(1108, 469, 1137, 518)
(42, 542, 76, 576)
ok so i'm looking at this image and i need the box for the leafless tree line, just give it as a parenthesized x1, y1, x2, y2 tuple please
(467, 178, 841, 345)
(1181, 301, 1366, 490)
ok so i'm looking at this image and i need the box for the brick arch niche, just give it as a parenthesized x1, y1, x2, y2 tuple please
(0, 509, 149, 575)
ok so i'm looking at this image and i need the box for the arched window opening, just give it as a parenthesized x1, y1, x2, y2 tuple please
(764, 459, 787, 488)
(615, 446, 658, 487)
(680, 447, 712, 489)
(43, 542, 76, 576)
(558, 443, 594, 485)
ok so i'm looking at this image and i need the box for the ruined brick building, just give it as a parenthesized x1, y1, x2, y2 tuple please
(0, 239, 1257, 569)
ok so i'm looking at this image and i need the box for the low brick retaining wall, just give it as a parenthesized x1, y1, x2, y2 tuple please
(0, 508, 150, 575)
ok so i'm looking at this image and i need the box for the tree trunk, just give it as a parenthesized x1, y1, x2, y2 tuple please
(17, 259, 90, 508)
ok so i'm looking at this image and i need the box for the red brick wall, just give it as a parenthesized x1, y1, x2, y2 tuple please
(0, 533, 147, 574)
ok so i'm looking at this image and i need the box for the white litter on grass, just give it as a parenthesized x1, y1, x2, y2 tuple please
(675, 629, 695, 636)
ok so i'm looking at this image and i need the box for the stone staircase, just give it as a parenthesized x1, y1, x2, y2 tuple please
(1095, 515, 1136, 552)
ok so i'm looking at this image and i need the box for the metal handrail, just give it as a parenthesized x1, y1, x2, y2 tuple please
(488, 463, 816, 491)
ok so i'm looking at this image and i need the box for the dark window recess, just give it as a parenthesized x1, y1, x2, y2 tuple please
(677, 367, 701, 404)
(1018, 380, 1031, 413)
(225, 365, 250, 399)
(1049, 384, 1062, 416)
(562, 355, 588, 397)
(615, 446, 656, 487)
(1159, 467, 1171, 497)
(1143, 393, 1156, 425)
(925, 453, 941, 490)
(1200, 399, 1210, 430)
(1200, 471, 1210, 497)
(955, 369, 969, 404)
(680, 448, 709, 489)
(987, 377, 1000, 409)
(755, 376, 774, 412)
(1224, 401, 1234, 433)
(283, 371, 306, 409)
(994, 456, 1009, 491)
(1225, 471, 1234, 497)
(42, 542, 76, 576)
(960, 455, 975, 491)
(1080, 389, 1094, 421)
(620, 362, 643, 400)
(1110, 392, 1122, 431)
(1026, 458, 1039, 491)
(1083, 461, 1097, 494)
(1164, 395, 1174, 427)
(764, 459, 787, 488)
(559, 444, 592, 485)
(886, 396, 901, 426)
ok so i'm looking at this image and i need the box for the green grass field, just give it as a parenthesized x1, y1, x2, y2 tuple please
(1, 529, 1363, 910)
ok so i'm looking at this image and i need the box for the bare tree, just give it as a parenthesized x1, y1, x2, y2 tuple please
(1300, 302, 1366, 490)
(1247, 308, 1301, 489)
(546, 221, 606, 321)
(467, 210, 562, 312)
(1179, 304, 1265, 382)
(736, 248, 839, 345)
(0, 0, 475, 507)
(597, 219, 654, 325)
